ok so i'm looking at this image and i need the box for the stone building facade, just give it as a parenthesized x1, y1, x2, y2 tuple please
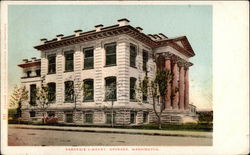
(18, 19, 197, 125)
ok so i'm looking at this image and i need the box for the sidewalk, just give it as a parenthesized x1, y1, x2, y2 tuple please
(9, 124, 212, 138)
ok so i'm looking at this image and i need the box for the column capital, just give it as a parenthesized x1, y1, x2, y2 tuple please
(184, 62, 193, 69)
(177, 59, 186, 67)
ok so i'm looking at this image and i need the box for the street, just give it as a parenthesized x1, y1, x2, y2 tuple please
(8, 127, 212, 146)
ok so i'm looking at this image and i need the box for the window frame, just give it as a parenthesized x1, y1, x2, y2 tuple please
(130, 44, 137, 68)
(142, 50, 148, 72)
(106, 112, 116, 124)
(83, 47, 94, 69)
(48, 55, 56, 74)
(26, 71, 32, 77)
(30, 84, 36, 105)
(130, 77, 137, 101)
(47, 82, 56, 102)
(143, 111, 149, 123)
(104, 42, 117, 67)
(64, 51, 74, 72)
(83, 79, 94, 102)
(35, 69, 41, 76)
(84, 113, 93, 124)
(64, 81, 74, 102)
(30, 111, 36, 117)
(130, 111, 137, 124)
(142, 79, 148, 102)
(65, 113, 73, 123)
(105, 76, 117, 101)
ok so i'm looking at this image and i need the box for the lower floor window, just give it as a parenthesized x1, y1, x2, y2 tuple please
(47, 111, 55, 117)
(130, 111, 137, 124)
(143, 112, 149, 123)
(65, 113, 73, 123)
(106, 113, 115, 124)
(85, 113, 93, 123)
(30, 111, 36, 117)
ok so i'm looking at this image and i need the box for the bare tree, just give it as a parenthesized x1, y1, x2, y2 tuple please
(138, 69, 173, 129)
(9, 85, 28, 121)
(35, 84, 52, 124)
(105, 82, 116, 127)
(65, 77, 84, 120)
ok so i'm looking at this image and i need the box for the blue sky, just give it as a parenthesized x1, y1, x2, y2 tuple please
(8, 5, 212, 110)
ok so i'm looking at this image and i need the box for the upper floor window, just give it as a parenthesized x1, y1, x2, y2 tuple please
(142, 50, 148, 71)
(64, 81, 74, 102)
(105, 43, 116, 66)
(65, 51, 74, 72)
(105, 76, 116, 101)
(142, 79, 148, 102)
(48, 55, 56, 74)
(27, 71, 32, 77)
(83, 79, 94, 101)
(84, 48, 94, 69)
(47, 82, 56, 102)
(130, 44, 137, 67)
(36, 69, 41, 76)
(130, 77, 136, 100)
(30, 84, 36, 105)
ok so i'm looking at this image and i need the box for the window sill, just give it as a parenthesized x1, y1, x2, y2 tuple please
(104, 64, 116, 67)
(64, 70, 74, 73)
(130, 99, 137, 102)
(21, 76, 41, 79)
(47, 72, 56, 75)
(130, 66, 137, 69)
(82, 67, 94, 70)
(48, 101, 56, 104)
(83, 100, 94, 102)
(104, 99, 117, 102)
(84, 122, 93, 124)
(64, 101, 74, 103)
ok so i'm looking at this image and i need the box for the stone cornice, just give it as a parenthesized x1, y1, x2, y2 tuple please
(155, 52, 193, 68)
(34, 25, 195, 58)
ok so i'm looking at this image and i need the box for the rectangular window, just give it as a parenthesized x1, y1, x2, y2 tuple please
(106, 113, 115, 124)
(65, 51, 74, 72)
(47, 111, 55, 117)
(30, 111, 36, 117)
(84, 48, 94, 69)
(105, 77, 117, 101)
(35, 70, 41, 76)
(85, 113, 93, 123)
(48, 55, 56, 74)
(143, 112, 149, 123)
(65, 113, 73, 123)
(105, 43, 116, 66)
(130, 111, 136, 124)
(130, 77, 136, 100)
(83, 79, 94, 101)
(130, 44, 137, 67)
(64, 81, 74, 102)
(143, 80, 147, 102)
(48, 83, 56, 102)
(143, 50, 148, 71)
(30, 84, 36, 105)
(27, 71, 31, 77)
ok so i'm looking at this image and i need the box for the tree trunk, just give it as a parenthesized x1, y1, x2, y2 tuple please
(158, 118, 162, 129)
